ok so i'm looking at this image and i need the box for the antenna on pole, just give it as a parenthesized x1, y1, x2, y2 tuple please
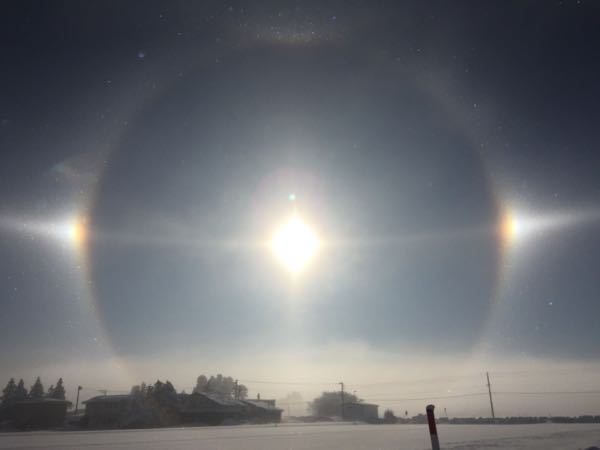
(486, 372, 496, 422)
(75, 386, 82, 414)
(339, 382, 345, 420)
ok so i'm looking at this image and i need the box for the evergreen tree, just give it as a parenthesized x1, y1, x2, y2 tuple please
(309, 391, 360, 417)
(15, 379, 27, 400)
(29, 377, 44, 399)
(151, 380, 164, 399)
(2, 378, 17, 404)
(193, 375, 208, 393)
(164, 380, 176, 395)
(51, 378, 66, 399)
(149, 380, 179, 426)
(193, 374, 246, 398)
(130, 384, 142, 396)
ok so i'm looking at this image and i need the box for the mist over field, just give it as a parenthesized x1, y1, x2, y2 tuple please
(6, 343, 600, 418)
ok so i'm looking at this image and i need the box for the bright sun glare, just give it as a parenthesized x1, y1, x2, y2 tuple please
(271, 216, 320, 273)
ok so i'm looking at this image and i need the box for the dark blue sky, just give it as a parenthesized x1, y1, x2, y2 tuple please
(2, 1, 600, 401)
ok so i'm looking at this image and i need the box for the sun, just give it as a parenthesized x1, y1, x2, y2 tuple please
(271, 216, 320, 273)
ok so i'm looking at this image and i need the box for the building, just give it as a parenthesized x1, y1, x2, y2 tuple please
(241, 399, 283, 423)
(180, 392, 245, 425)
(83, 395, 138, 428)
(82, 392, 284, 428)
(13, 398, 71, 429)
(344, 402, 379, 422)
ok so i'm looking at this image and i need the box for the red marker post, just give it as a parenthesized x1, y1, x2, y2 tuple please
(426, 404, 441, 450)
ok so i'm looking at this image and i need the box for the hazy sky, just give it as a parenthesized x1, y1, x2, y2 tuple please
(2, 1, 600, 416)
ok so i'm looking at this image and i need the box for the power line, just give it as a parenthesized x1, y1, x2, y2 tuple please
(210, 390, 600, 403)
(238, 379, 337, 386)
(360, 392, 489, 402)
(489, 368, 600, 377)
(347, 374, 483, 388)
(271, 390, 600, 404)
(74, 378, 600, 402)
(495, 390, 600, 395)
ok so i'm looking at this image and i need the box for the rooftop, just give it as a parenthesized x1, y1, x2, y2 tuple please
(83, 395, 133, 404)
(189, 392, 246, 407)
(243, 399, 283, 411)
(15, 398, 72, 405)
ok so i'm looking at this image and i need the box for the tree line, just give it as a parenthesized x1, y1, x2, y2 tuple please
(309, 391, 359, 417)
(1, 377, 66, 406)
(120, 374, 250, 427)
(130, 374, 248, 400)
(125, 379, 180, 427)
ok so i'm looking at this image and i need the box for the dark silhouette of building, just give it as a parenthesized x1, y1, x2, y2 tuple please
(180, 392, 245, 425)
(13, 398, 71, 428)
(83, 395, 137, 428)
(241, 398, 283, 423)
(83, 392, 284, 428)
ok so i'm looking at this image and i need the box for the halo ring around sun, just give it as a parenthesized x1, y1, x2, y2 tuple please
(79, 46, 514, 377)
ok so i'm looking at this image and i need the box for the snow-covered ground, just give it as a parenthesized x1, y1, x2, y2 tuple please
(1, 423, 599, 450)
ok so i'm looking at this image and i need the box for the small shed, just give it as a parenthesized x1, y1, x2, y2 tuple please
(345, 402, 379, 422)
(13, 398, 71, 429)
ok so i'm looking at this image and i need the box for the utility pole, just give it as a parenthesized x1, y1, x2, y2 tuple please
(426, 405, 440, 450)
(486, 372, 496, 422)
(234, 380, 238, 400)
(339, 382, 345, 420)
(75, 386, 82, 414)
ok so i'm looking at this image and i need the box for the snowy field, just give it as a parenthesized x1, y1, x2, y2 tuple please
(1, 423, 600, 450)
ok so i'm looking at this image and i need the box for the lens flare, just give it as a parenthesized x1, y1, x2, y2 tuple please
(271, 216, 320, 273)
